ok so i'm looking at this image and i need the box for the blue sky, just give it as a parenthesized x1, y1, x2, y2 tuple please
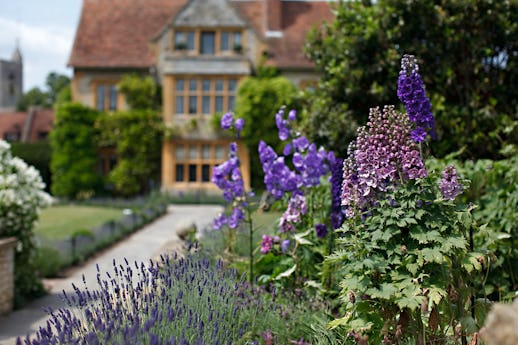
(0, 0, 82, 92)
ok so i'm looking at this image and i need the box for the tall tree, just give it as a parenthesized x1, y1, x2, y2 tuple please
(303, 0, 517, 159)
(46, 72, 70, 105)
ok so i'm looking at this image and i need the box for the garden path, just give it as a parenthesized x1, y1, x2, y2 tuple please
(0, 204, 223, 345)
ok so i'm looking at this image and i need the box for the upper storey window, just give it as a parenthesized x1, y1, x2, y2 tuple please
(200, 32, 215, 55)
(173, 29, 244, 55)
(221, 31, 242, 52)
(174, 31, 195, 51)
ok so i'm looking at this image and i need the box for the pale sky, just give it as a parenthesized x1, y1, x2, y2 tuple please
(0, 0, 82, 92)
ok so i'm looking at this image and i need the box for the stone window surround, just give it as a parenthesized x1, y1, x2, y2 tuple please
(173, 75, 240, 117)
(172, 28, 244, 55)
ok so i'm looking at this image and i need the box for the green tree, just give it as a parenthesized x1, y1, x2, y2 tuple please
(46, 72, 70, 105)
(16, 72, 70, 111)
(17, 87, 49, 111)
(117, 74, 160, 110)
(303, 0, 517, 159)
(50, 102, 103, 199)
(98, 110, 163, 196)
(235, 74, 297, 187)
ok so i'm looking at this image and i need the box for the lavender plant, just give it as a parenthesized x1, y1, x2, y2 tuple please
(22, 250, 282, 345)
(329, 56, 483, 344)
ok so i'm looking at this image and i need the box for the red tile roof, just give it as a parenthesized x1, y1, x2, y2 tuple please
(68, 0, 334, 69)
(0, 109, 54, 142)
(68, 0, 188, 68)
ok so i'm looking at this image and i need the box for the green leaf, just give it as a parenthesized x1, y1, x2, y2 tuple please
(293, 229, 313, 245)
(428, 286, 447, 306)
(396, 296, 421, 311)
(421, 248, 444, 263)
(460, 316, 478, 334)
(275, 264, 297, 280)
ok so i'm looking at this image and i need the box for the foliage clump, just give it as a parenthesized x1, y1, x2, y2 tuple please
(303, 0, 517, 160)
(97, 109, 163, 196)
(50, 102, 103, 199)
(0, 140, 51, 306)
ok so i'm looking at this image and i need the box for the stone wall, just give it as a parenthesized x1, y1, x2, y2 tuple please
(0, 237, 17, 315)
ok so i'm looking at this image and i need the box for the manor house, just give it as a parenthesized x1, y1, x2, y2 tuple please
(68, 0, 333, 192)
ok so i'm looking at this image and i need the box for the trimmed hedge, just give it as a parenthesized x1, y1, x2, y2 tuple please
(10, 141, 52, 192)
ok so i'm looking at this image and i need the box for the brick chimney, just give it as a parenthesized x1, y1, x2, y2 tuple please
(266, 0, 283, 35)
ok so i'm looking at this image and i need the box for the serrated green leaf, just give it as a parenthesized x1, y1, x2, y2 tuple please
(396, 296, 421, 310)
(421, 248, 444, 263)
(397, 219, 407, 227)
(428, 286, 447, 306)
(328, 314, 351, 329)
(405, 217, 418, 225)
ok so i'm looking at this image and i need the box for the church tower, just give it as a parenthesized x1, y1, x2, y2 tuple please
(0, 45, 23, 111)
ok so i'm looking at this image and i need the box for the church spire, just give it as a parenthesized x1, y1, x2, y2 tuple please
(11, 40, 22, 63)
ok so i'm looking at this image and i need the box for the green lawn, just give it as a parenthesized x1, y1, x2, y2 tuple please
(35, 205, 124, 239)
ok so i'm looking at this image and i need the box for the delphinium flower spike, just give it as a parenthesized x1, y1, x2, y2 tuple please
(397, 54, 436, 142)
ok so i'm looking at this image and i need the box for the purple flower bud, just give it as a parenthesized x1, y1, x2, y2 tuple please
(281, 240, 290, 253)
(288, 109, 297, 121)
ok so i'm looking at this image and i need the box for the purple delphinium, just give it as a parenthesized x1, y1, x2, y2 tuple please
(261, 235, 274, 254)
(440, 165, 463, 200)
(397, 54, 436, 142)
(212, 115, 247, 230)
(221, 112, 234, 130)
(235, 118, 244, 132)
(259, 110, 334, 200)
(315, 223, 328, 238)
(278, 193, 308, 233)
(281, 239, 291, 253)
(330, 157, 345, 229)
(341, 106, 428, 216)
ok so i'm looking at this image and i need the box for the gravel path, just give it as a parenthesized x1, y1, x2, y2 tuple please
(0, 204, 222, 345)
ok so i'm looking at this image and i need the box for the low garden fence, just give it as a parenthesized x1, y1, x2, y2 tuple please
(34, 203, 167, 276)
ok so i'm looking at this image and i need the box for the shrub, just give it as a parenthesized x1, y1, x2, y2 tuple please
(97, 109, 163, 196)
(10, 141, 52, 192)
(0, 140, 52, 306)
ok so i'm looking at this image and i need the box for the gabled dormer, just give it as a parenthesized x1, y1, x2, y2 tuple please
(153, 0, 255, 59)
